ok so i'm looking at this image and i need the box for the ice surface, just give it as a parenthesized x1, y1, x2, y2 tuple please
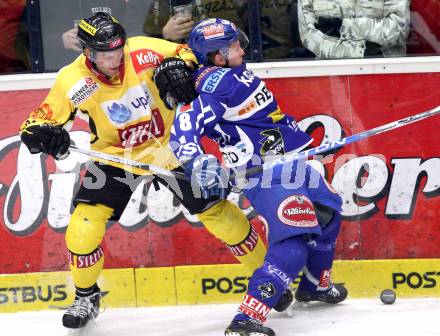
(0, 298, 439, 336)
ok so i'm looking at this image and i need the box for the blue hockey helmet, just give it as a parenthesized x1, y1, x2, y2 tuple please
(188, 18, 248, 65)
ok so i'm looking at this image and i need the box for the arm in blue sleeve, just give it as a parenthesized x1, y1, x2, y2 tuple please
(170, 93, 225, 163)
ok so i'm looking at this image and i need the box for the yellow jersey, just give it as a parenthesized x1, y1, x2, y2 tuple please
(20, 36, 197, 174)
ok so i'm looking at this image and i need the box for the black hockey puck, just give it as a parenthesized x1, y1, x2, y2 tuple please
(380, 289, 396, 304)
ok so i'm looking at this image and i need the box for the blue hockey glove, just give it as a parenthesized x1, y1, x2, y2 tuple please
(184, 154, 230, 199)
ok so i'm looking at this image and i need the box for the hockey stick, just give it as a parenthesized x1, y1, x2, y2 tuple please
(70, 105, 440, 182)
(237, 105, 440, 178)
(69, 145, 185, 179)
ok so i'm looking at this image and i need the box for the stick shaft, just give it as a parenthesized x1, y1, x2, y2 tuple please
(69, 145, 184, 179)
(241, 105, 440, 177)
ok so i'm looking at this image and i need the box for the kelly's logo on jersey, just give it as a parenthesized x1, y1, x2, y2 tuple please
(131, 49, 164, 74)
(68, 77, 99, 106)
(117, 108, 165, 148)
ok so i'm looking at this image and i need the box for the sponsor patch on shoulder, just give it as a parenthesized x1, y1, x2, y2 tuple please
(68, 77, 99, 106)
(202, 68, 229, 93)
(29, 103, 57, 123)
(277, 195, 318, 227)
(131, 49, 163, 74)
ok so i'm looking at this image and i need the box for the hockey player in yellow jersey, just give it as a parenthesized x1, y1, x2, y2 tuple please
(19, 12, 270, 330)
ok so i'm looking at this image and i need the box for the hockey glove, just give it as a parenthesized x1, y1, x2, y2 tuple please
(315, 17, 342, 38)
(153, 57, 198, 110)
(184, 154, 230, 199)
(20, 122, 70, 160)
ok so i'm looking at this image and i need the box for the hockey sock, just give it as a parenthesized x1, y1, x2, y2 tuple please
(76, 283, 100, 297)
(234, 236, 308, 323)
(299, 211, 341, 293)
(299, 248, 335, 293)
(198, 200, 266, 270)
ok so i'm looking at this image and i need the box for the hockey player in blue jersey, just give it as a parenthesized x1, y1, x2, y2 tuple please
(169, 18, 348, 336)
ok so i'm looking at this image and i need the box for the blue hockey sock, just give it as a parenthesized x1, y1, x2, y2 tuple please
(298, 212, 341, 293)
(298, 248, 335, 293)
(234, 236, 308, 323)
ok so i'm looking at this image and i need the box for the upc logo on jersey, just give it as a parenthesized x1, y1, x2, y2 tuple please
(131, 49, 164, 74)
(117, 108, 165, 148)
(277, 195, 318, 227)
(102, 84, 152, 125)
(68, 77, 99, 106)
(107, 103, 132, 123)
(202, 24, 225, 39)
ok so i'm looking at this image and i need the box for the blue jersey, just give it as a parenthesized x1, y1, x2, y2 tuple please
(170, 64, 313, 173)
(170, 63, 342, 245)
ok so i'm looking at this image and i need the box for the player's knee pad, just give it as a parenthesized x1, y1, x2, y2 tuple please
(66, 202, 113, 254)
(197, 199, 250, 245)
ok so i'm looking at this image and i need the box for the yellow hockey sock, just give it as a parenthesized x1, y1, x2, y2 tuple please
(197, 200, 266, 271)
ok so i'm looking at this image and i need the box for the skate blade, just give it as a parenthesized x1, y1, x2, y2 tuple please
(64, 320, 96, 335)
(65, 328, 84, 336)
(285, 300, 304, 317)
(226, 333, 271, 336)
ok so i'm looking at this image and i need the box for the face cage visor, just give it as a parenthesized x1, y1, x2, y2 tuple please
(218, 29, 249, 61)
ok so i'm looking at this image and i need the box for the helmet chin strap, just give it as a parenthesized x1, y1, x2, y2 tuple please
(89, 50, 97, 63)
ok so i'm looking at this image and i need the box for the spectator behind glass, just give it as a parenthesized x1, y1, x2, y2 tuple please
(40, 0, 152, 71)
(0, 0, 30, 74)
(242, 0, 295, 59)
(144, 0, 295, 59)
(287, 0, 315, 58)
(143, 0, 244, 42)
(298, 0, 411, 59)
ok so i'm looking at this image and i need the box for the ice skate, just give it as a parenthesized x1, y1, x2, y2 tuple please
(225, 319, 275, 336)
(62, 289, 101, 329)
(295, 283, 347, 304)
